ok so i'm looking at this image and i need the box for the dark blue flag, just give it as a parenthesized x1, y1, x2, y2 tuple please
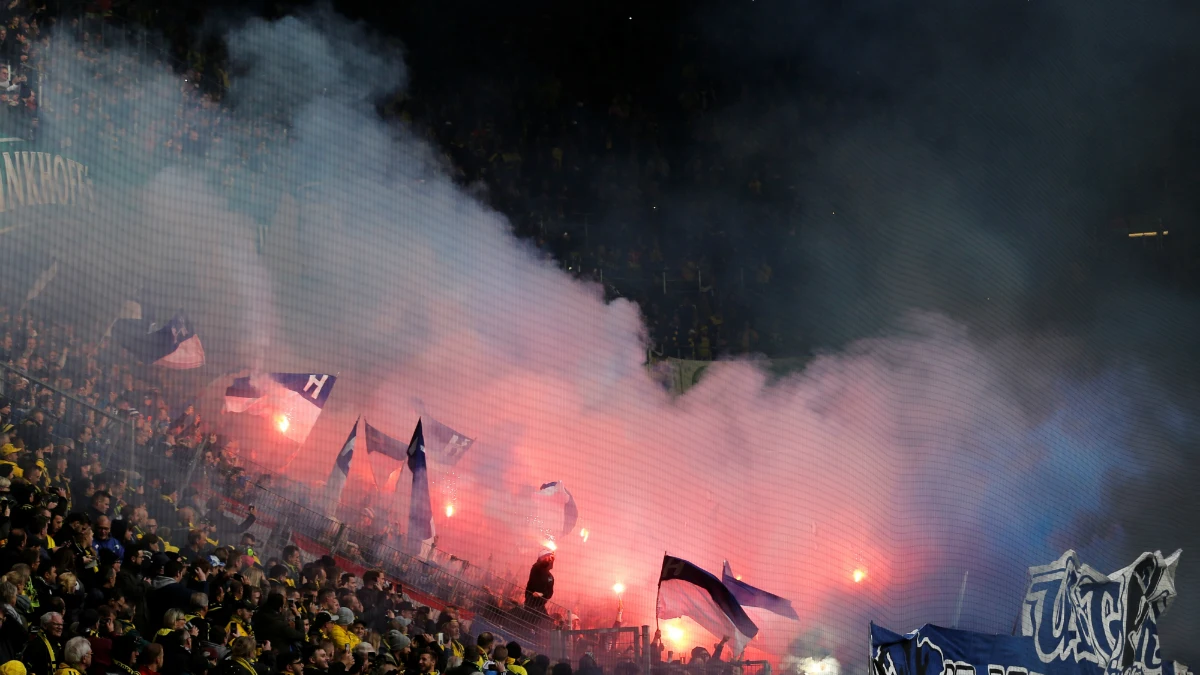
(406, 420, 435, 549)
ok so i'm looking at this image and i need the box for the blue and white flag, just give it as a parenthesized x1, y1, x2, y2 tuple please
(223, 372, 336, 444)
(1020, 549, 1187, 675)
(363, 419, 407, 493)
(406, 419, 435, 553)
(114, 312, 206, 370)
(412, 399, 476, 465)
(533, 481, 579, 539)
(658, 555, 759, 656)
(722, 561, 799, 620)
(325, 418, 358, 516)
(364, 420, 408, 461)
(423, 415, 475, 465)
(871, 550, 1190, 675)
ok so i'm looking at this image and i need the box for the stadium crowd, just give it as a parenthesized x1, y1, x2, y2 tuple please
(0, 301, 689, 675)
(0, 7, 762, 674)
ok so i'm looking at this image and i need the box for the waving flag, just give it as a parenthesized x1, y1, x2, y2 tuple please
(22, 258, 57, 308)
(223, 372, 337, 444)
(113, 312, 206, 369)
(325, 418, 358, 516)
(363, 419, 408, 493)
(423, 415, 475, 464)
(532, 481, 579, 539)
(406, 419, 435, 553)
(658, 555, 758, 656)
(722, 560, 799, 620)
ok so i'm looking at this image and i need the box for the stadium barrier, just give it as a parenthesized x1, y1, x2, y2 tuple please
(192, 451, 572, 652)
(550, 626, 653, 675)
(0, 361, 138, 477)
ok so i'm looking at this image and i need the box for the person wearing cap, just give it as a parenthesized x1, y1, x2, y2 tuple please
(328, 607, 359, 651)
(225, 599, 255, 640)
(382, 631, 411, 662)
(523, 550, 555, 618)
(0, 438, 22, 479)
(110, 633, 141, 675)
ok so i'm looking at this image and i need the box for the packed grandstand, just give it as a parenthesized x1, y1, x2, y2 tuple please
(0, 6, 737, 675)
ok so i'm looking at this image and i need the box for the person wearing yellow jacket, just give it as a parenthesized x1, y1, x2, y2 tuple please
(329, 608, 360, 651)
(0, 442, 22, 479)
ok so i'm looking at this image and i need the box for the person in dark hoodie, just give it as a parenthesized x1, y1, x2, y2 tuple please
(523, 549, 555, 619)
(250, 593, 304, 656)
(148, 559, 207, 631)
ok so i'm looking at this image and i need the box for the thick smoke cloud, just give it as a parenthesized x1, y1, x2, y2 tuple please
(7, 1, 1198, 668)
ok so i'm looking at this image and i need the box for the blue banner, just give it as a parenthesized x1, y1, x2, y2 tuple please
(872, 550, 1190, 675)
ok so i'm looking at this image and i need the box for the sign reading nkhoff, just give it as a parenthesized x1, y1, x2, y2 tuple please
(0, 150, 95, 212)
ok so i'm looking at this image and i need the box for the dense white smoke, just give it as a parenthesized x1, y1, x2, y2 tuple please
(6, 7, 1196, 668)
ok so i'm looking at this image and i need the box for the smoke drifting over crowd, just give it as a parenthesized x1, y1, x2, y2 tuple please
(5, 0, 1200, 668)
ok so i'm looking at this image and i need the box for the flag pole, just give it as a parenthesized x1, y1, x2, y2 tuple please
(951, 570, 968, 628)
(656, 551, 666, 634)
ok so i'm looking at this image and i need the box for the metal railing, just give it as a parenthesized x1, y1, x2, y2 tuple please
(175, 449, 572, 652)
(551, 626, 653, 675)
(0, 361, 137, 476)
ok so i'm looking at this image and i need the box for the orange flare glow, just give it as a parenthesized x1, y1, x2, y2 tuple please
(853, 568, 866, 583)
(445, 504, 455, 517)
(275, 415, 290, 433)
(612, 583, 625, 594)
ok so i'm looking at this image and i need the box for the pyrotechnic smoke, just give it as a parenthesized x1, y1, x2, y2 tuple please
(5, 0, 1198, 669)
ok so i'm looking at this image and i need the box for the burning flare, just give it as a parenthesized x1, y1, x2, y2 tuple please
(275, 415, 290, 433)
(445, 504, 455, 518)
(542, 540, 558, 552)
(612, 582, 625, 594)
(852, 568, 867, 583)
(580, 528, 590, 542)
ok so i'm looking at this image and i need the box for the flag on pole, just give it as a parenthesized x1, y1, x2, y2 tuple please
(406, 419, 435, 553)
(423, 415, 475, 464)
(363, 419, 407, 493)
(658, 555, 758, 656)
(365, 420, 408, 460)
(223, 372, 337, 444)
(113, 312, 206, 369)
(22, 258, 57, 307)
(722, 561, 799, 620)
(533, 481, 579, 539)
(326, 417, 358, 516)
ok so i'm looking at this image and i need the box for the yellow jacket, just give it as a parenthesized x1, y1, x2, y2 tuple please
(329, 623, 360, 650)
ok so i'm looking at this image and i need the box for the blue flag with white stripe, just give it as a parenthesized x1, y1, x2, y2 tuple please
(224, 372, 336, 443)
(722, 561, 799, 620)
(423, 415, 475, 464)
(113, 311, 206, 369)
(658, 555, 759, 656)
(406, 419, 435, 551)
(326, 417, 358, 516)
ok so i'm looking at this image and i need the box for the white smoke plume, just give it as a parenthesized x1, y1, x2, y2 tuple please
(3, 6, 1195, 668)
